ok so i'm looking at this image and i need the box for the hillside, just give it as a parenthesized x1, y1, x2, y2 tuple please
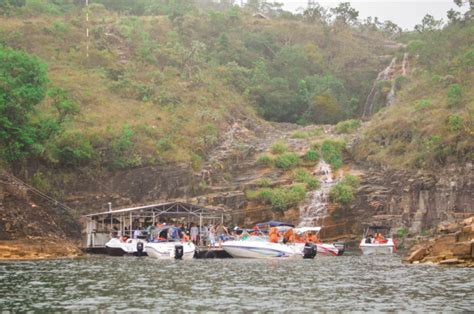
(0, 0, 473, 252)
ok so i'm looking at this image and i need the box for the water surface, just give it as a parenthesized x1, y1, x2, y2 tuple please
(0, 255, 473, 311)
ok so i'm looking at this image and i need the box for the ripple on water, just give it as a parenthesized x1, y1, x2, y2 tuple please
(0, 255, 473, 311)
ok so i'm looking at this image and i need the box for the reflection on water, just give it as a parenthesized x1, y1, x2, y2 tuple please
(0, 255, 473, 311)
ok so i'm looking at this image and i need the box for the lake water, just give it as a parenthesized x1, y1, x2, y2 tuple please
(0, 254, 473, 312)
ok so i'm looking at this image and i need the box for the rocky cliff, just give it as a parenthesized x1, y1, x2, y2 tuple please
(0, 172, 81, 259)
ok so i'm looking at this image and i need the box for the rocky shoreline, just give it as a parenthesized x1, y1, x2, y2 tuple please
(404, 216, 474, 267)
(0, 239, 82, 260)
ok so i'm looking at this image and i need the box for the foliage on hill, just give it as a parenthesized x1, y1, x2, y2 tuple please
(0, 0, 395, 170)
(354, 8, 474, 169)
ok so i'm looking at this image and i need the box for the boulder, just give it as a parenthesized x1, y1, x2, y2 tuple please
(405, 246, 428, 263)
(439, 258, 461, 265)
(451, 241, 472, 259)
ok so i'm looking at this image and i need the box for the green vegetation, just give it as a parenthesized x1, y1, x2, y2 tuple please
(274, 153, 300, 169)
(320, 139, 345, 169)
(270, 141, 288, 155)
(293, 168, 319, 190)
(256, 154, 273, 167)
(303, 149, 320, 163)
(355, 8, 474, 169)
(246, 184, 307, 212)
(335, 119, 361, 134)
(0, 0, 397, 172)
(254, 178, 272, 188)
(290, 128, 321, 139)
(397, 227, 409, 238)
(329, 174, 360, 207)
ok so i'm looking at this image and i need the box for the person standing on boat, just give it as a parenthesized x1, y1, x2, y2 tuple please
(190, 223, 199, 245)
(216, 224, 229, 247)
(209, 224, 216, 248)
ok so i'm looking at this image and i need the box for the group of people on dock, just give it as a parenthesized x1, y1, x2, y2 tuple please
(136, 221, 233, 248)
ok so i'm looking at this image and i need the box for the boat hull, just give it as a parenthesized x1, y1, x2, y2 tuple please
(145, 242, 195, 260)
(222, 241, 303, 259)
(105, 238, 147, 256)
(360, 239, 395, 255)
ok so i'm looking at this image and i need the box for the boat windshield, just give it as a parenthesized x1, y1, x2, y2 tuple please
(241, 235, 267, 242)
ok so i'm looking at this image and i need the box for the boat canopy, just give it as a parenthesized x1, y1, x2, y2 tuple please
(364, 225, 391, 236)
(256, 221, 295, 228)
(294, 227, 321, 234)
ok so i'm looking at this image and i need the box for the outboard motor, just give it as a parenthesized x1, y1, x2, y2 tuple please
(303, 242, 317, 259)
(175, 245, 184, 260)
(136, 242, 144, 256)
(334, 242, 345, 256)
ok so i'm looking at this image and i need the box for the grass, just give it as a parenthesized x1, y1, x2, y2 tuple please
(270, 141, 288, 155)
(246, 184, 307, 212)
(256, 154, 273, 167)
(335, 119, 361, 134)
(293, 168, 320, 190)
(274, 153, 300, 169)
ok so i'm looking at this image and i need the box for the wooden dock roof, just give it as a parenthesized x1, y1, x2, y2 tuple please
(84, 201, 222, 219)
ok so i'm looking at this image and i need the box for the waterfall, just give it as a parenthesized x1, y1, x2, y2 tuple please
(298, 160, 341, 227)
(401, 52, 409, 76)
(362, 57, 397, 118)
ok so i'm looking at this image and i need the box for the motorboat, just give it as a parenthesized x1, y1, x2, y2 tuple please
(145, 240, 195, 260)
(222, 221, 317, 259)
(359, 225, 396, 255)
(145, 226, 195, 260)
(105, 237, 147, 256)
(294, 227, 345, 256)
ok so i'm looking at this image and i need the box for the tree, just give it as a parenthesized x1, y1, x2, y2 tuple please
(447, 9, 462, 24)
(303, 4, 330, 25)
(0, 46, 48, 161)
(330, 2, 359, 25)
(383, 20, 402, 35)
(414, 14, 443, 32)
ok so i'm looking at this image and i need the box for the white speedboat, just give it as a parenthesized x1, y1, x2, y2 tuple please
(105, 237, 147, 256)
(359, 225, 396, 255)
(222, 236, 317, 259)
(294, 227, 345, 256)
(145, 240, 195, 260)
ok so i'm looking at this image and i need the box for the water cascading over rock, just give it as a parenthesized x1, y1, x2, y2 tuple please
(362, 53, 409, 118)
(298, 160, 341, 227)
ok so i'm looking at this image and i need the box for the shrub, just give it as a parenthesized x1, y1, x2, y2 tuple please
(256, 154, 273, 167)
(291, 131, 309, 139)
(246, 184, 307, 212)
(447, 84, 462, 107)
(254, 178, 272, 187)
(52, 132, 95, 167)
(414, 98, 431, 111)
(329, 182, 353, 206)
(341, 174, 360, 188)
(270, 141, 288, 154)
(335, 119, 361, 134)
(190, 152, 202, 172)
(274, 153, 300, 169)
(293, 168, 319, 190)
(447, 114, 463, 131)
(303, 149, 320, 162)
(321, 139, 345, 169)
(397, 228, 409, 238)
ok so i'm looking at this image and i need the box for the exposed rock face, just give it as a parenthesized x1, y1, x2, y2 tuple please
(403, 216, 474, 266)
(351, 163, 474, 235)
(0, 172, 80, 241)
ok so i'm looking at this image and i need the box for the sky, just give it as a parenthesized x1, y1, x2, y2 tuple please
(264, 0, 466, 30)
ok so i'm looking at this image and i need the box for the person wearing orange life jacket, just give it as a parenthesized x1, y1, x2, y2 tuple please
(283, 228, 295, 244)
(269, 227, 278, 243)
(308, 233, 320, 244)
